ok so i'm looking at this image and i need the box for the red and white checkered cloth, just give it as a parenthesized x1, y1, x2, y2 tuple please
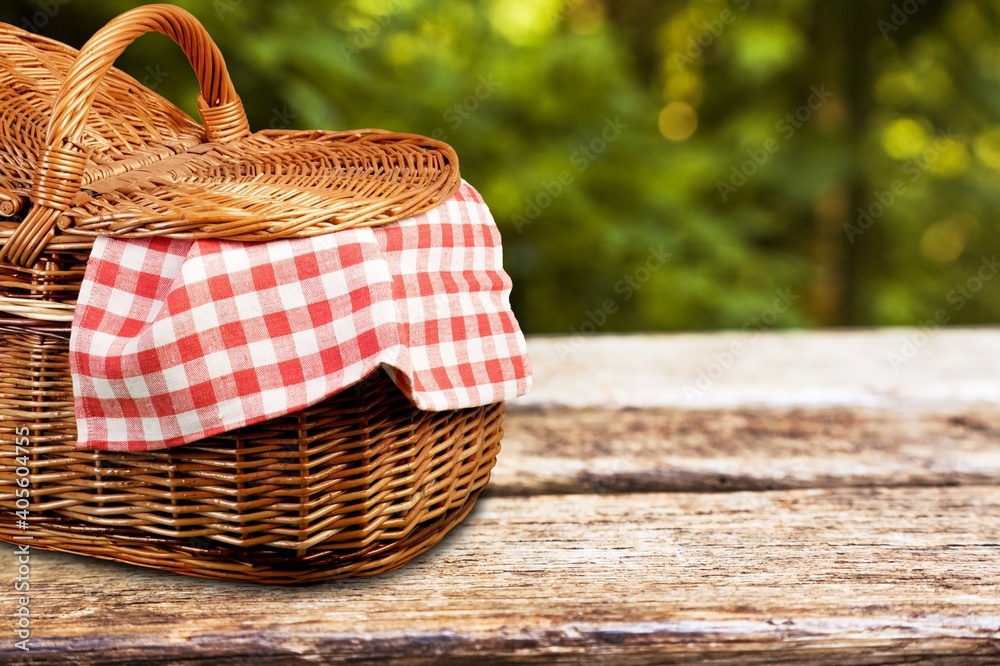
(70, 182, 531, 451)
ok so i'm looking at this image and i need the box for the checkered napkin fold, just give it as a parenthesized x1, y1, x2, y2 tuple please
(70, 182, 531, 451)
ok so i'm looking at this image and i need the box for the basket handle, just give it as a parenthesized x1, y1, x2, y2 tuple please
(0, 3, 251, 268)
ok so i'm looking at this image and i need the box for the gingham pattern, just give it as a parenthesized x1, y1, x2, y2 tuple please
(70, 182, 531, 451)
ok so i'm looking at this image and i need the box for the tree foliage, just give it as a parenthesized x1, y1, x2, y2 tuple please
(4, 0, 999, 333)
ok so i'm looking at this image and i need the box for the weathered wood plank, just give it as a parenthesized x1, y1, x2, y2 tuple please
(2, 330, 997, 663)
(521, 329, 1000, 410)
(490, 405, 1000, 495)
(4, 486, 999, 664)
(485, 329, 1000, 496)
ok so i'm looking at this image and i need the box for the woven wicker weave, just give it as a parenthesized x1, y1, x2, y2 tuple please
(0, 4, 459, 270)
(0, 4, 503, 584)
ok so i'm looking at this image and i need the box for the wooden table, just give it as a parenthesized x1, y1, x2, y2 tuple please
(3, 329, 999, 664)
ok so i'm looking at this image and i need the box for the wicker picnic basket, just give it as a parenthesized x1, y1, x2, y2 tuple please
(0, 4, 507, 584)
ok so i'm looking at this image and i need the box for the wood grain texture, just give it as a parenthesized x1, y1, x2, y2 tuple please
(1, 329, 998, 663)
(490, 405, 1000, 495)
(521, 329, 1000, 410)
(486, 328, 1000, 496)
(3, 487, 999, 665)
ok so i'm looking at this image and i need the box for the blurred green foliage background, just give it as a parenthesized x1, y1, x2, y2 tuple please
(3, 0, 1000, 333)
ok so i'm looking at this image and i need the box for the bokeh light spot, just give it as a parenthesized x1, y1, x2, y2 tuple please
(920, 219, 965, 264)
(925, 140, 968, 178)
(665, 70, 703, 104)
(488, 0, 557, 45)
(658, 101, 698, 141)
(973, 128, 1000, 170)
(882, 118, 930, 159)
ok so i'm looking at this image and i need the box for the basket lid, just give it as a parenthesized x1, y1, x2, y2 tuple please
(0, 4, 460, 268)
(69, 180, 532, 451)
